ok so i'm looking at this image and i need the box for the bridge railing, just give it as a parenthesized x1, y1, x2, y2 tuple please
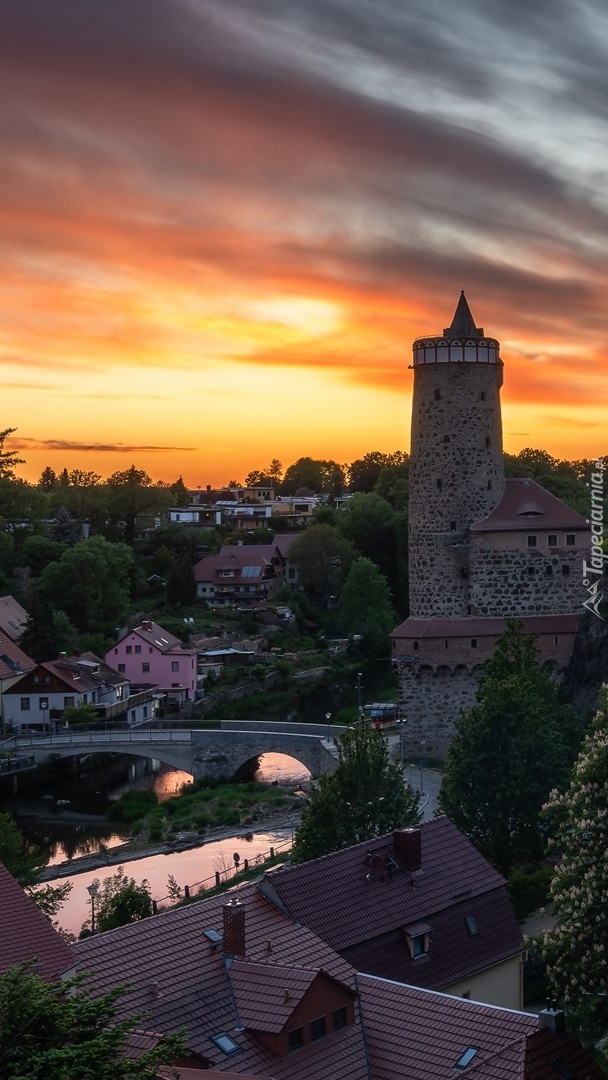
(5, 728, 194, 749)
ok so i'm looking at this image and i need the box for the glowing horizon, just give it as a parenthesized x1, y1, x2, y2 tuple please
(2, 1, 607, 488)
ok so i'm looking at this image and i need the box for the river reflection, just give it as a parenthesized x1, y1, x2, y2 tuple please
(45, 827, 294, 937)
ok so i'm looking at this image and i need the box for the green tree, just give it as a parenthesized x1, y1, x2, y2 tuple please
(438, 621, 580, 874)
(338, 557, 395, 657)
(288, 524, 355, 596)
(169, 475, 190, 507)
(38, 466, 58, 491)
(166, 551, 196, 606)
(281, 457, 345, 497)
(0, 427, 25, 479)
(335, 491, 401, 601)
(292, 725, 421, 863)
(542, 689, 608, 1034)
(106, 466, 170, 546)
(37, 536, 133, 632)
(347, 450, 407, 493)
(83, 868, 153, 934)
(18, 588, 58, 663)
(16, 535, 66, 576)
(0, 813, 46, 885)
(0, 479, 49, 543)
(0, 962, 185, 1079)
(63, 703, 98, 726)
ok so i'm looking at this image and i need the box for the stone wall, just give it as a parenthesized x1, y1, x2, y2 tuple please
(469, 538, 586, 616)
(409, 360, 505, 618)
(395, 662, 480, 760)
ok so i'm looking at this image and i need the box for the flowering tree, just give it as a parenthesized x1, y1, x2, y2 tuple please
(543, 689, 608, 1034)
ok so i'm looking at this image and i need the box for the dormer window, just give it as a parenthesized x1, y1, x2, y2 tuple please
(405, 921, 432, 958)
(288, 1027, 304, 1052)
(311, 1016, 326, 1041)
(333, 1007, 347, 1030)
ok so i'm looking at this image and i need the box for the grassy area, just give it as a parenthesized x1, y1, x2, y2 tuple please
(107, 777, 300, 841)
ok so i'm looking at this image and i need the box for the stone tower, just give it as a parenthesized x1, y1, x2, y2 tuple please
(408, 292, 506, 618)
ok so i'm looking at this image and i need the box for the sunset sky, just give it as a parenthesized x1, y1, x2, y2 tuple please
(2, 0, 607, 487)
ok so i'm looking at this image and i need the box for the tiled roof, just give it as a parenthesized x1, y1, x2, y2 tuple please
(229, 961, 354, 1034)
(0, 634, 35, 681)
(357, 975, 536, 1080)
(73, 883, 371, 1080)
(221, 545, 283, 564)
(470, 479, 589, 532)
(261, 819, 522, 989)
(524, 1027, 605, 1080)
(272, 535, 298, 557)
(0, 595, 28, 641)
(392, 614, 580, 640)
(129, 621, 184, 652)
(194, 553, 272, 583)
(0, 860, 75, 980)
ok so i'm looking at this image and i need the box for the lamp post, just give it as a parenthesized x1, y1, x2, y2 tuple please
(357, 672, 363, 733)
(396, 718, 407, 770)
(87, 881, 100, 934)
(325, 711, 331, 742)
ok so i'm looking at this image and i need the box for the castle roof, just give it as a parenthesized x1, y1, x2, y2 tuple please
(470, 479, 589, 532)
(443, 290, 483, 339)
(392, 614, 580, 640)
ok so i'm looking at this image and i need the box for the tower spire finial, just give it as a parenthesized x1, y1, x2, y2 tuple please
(444, 291, 483, 338)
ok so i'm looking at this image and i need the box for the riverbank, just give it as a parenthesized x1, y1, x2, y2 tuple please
(39, 807, 303, 880)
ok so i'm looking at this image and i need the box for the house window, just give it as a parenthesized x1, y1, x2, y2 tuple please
(527, 535, 537, 548)
(131, 711, 136, 723)
(566, 534, 576, 546)
(554, 636, 559, 646)
(548, 534, 558, 547)
(445, 640, 449, 649)
(135, 645, 141, 654)
(455, 1048, 478, 1069)
(143, 706, 148, 718)
(333, 1007, 348, 1030)
(562, 565, 570, 576)
(436, 478, 443, 490)
(118, 664, 125, 673)
(413, 640, 419, 651)
(64, 696, 75, 708)
(465, 915, 478, 936)
(142, 663, 150, 673)
(126, 646, 132, 654)
(546, 565, 553, 575)
(171, 661, 180, 672)
(288, 1027, 304, 1052)
(405, 922, 431, 958)
(20, 698, 30, 711)
(311, 1016, 326, 1041)
(211, 1032, 239, 1055)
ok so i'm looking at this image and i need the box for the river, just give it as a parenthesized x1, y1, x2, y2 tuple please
(1, 751, 310, 936)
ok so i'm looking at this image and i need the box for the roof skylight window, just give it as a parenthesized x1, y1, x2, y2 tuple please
(455, 1047, 478, 1069)
(465, 916, 478, 936)
(211, 1032, 240, 1055)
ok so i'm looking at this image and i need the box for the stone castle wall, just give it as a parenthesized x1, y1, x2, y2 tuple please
(469, 537, 587, 617)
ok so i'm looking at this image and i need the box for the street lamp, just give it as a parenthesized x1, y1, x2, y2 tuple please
(325, 711, 331, 742)
(86, 881, 100, 934)
(396, 718, 407, 770)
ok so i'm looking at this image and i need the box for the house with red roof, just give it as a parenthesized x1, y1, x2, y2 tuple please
(194, 551, 281, 606)
(0, 860, 74, 981)
(107, 619, 198, 703)
(261, 818, 525, 1011)
(3, 651, 158, 732)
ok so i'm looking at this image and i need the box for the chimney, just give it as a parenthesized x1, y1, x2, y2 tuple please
(538, 1000, 566, 1036)
(206, 484, 211, 492)
(141, 620, 152, 632)
(392, 828, 422, 872)
(223, 897, 246, 957)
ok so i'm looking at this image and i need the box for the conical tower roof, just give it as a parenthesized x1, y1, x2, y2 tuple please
(443, 291, 483, 339)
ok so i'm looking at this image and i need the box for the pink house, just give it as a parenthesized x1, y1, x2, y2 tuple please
(106, 619, 198, 702)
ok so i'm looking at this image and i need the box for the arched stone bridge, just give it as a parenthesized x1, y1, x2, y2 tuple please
(5, 727, 341, 780)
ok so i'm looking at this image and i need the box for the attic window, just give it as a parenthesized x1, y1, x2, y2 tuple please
(405, 921, 432, 958)
(311, 1016, 326, 1041)
(288, 1027, 304, 1052)
(455, 1047, 478, 1069)
(465, 915, 478, 936)
(211, 1032, 239, 1055)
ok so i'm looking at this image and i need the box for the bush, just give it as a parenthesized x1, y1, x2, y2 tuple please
(507, 864, 553, 920)
(107, 789, 159, 823)
(523, 934, 550, 1006)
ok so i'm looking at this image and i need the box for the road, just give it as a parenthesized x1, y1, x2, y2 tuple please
(385, 733, 442, 820)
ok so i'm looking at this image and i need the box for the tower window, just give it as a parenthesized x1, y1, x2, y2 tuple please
(528, 566, 536, 575)
(445, 640, 449, 649)
(471, 639, 478, 648)
(434, 388, 441, 401)
(548, 534, 557, 547)
(413, 640, 419, 651)
(487, 480, 492, 489)
(443, 434, 450, 444)
(566, 534, 576, 546)
(527, 535, 537, 548)
(485, 436, 491, 448)
(479, 391, 486, 401)
(562, 565, 570, 576)
(546, 565, 553, 575)
(450, 521, 457, 531)
(554, 636, 559, 645)
(436, 478, 443, 490)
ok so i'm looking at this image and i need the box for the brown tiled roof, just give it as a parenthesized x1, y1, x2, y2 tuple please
(524, 1027, 605, 1080)
(221, 544, 283, 564)
(73, 883, 371, 1080)
(194, 553, 273, 584)
(392, 614, 580, 640)
(0, 595, 28, 641)
(470, 479, 589, 532)
(0, 860, 75, 980)
(261, 818, 522, 990)
(357, 975, 536, 1079)
(229, 960, 355, 1034)
(0, 634, 35, 681)
(272, 535, 299, 557)
(128, 621, 188, 653)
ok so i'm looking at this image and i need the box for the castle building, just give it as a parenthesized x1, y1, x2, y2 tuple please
(391, 293, 590, 758)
